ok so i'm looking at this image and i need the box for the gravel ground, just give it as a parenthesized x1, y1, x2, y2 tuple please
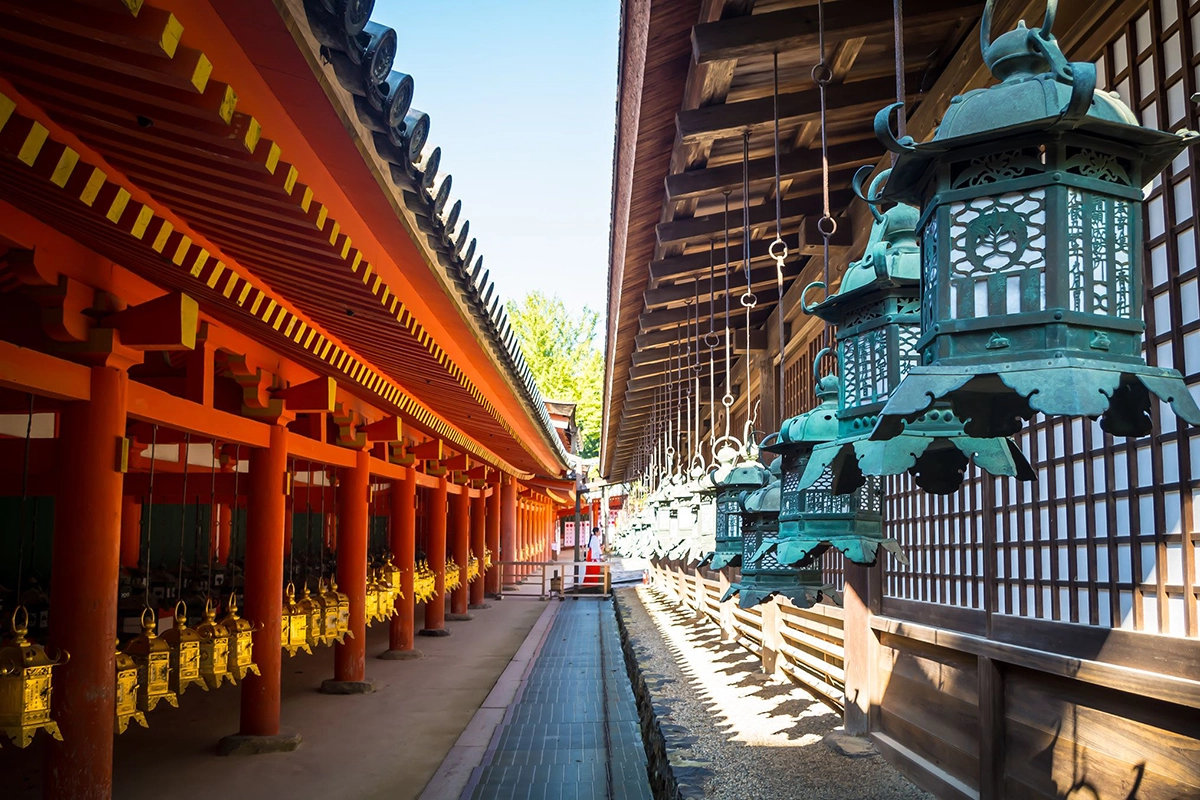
(618, 585, 931, 800)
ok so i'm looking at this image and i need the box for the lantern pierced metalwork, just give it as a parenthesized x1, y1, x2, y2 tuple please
(161, 601, 206, 696)
(123, 608, 178, 712)
(800, 167, 1035, 495)
(0, 607, 66, 747)
(872, 0, 1200, 440)
(282, 583, 312, 656)
(219, 593, 259, 681)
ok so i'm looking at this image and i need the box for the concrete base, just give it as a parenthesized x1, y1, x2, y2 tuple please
(468, 603, 492, 610)
(217, 729, 302, 756)
(419, 628, 452, 637)
(378, 648, 424, 660)
(319, 677, 377, 695)
(446, 613, 474, 621)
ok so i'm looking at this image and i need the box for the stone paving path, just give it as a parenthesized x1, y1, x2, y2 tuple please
(467, 600, 652, 800)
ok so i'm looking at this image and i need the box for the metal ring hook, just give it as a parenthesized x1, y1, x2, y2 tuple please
(981, 0, 1057, 53)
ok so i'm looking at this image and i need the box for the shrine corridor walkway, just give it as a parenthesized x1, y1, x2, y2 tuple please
(464, 599, 653, 800)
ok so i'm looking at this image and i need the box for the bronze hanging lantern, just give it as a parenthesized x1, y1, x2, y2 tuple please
(195, 599, 233, 689)
(801, 167, 1035, 494)
(364, 572, 380, 626)
(721, 463, 834, 609)
(697, 444, 771, 570)
(123, 608, 178, 712)
(315, 578, 340, 645)
(161, 602, 206, 696)
(413, 560, 436, 604)
(0, 607, 67, 746)
(295, 584, 323, 647)
(114, 641, 147, 734)
(873, 0, 1200, 440)
(759, 359, 905, 568)
(329, 577, 351, 643)
(219, 593, 259, 681)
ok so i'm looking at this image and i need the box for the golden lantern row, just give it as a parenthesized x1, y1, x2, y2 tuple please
(444, 558, 462, 593)
(0, 607, 67, 747)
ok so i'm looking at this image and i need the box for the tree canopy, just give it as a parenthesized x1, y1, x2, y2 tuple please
(507, 291, 603, 458)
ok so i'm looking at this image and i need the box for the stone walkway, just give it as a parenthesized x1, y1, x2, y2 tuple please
(466, 600, 653, 800)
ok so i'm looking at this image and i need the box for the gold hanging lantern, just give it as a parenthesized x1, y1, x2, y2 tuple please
(161, 602, 206, 696)
(444, 558, 461, 593)
(122, 608, 178, 712)
(219, 593, 259, 681)
(484, 548, 493, 570)
(282, 583, 311, 656)
(315, 578, 339, 645)
(364, 574, 380, 627)
(296, 585, 323, 648)
(327, 577, 351, 643)
(196, 599, 233, 689)
(0, 607, 67, 747)
(414, 559, 436, 603)
(114, 641, 147, 734)
(467, 553, 480, 583)
(380, 556, 401, 619)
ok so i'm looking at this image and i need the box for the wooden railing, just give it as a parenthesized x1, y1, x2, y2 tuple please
(648, 563, 846, 712)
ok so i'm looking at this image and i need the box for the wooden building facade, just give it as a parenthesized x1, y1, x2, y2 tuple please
(0, 1, 571, 798)
(604, 0, 1200, 796)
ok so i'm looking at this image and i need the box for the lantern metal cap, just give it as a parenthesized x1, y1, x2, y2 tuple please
(874, 358, 1200, 440)
(713, 457, 771, 491)
(765, 372, 840, 453)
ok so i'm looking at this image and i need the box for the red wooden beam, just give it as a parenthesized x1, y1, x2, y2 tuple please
(275, 376, 336, 413)
(102, 291, 199, 350)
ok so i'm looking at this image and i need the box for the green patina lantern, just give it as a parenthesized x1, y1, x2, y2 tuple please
(697, 444, 771, 570)
(758, 362, 905, 568)
(800, 167, 1036, 495)
(720, 462, 833, 609)
(872, 0, 1200, 440)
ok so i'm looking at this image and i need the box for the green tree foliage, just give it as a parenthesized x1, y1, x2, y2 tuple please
(507, 291, 603, 458)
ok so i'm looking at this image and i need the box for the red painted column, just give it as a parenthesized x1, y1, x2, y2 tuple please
(469, 491, 486, 608)
(485, 484, 500, 596)
(119, 495, 140, 569)
(449, 489, 470, 617)
(330, 448, 370, 686)
(235, 423, 288, 739)
(518, 502, 527, 577)
(383, 470, 417, 657)
(422, 477, 449, 634)
(45, 367, 127, 800)
(501, 476, 517, 588)
(214, 503, 232, 565)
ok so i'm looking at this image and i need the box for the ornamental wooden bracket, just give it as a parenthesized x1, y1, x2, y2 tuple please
(28, 273, 91, 343)
(388, 440, 415, 467)
(223, 353, 287, 421)
(360, 415, 402, 442)
(273, 376, 336, 413)
(331, 402, 366, 449)
(410, 438, 445, 475)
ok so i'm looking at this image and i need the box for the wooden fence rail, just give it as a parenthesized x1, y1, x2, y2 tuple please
(649, 563, 846, 712)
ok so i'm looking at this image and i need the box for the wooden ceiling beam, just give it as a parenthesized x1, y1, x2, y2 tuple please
(650, 233, 799, 282)
(643, 263, 796, 308)
(658, 187, 854, 247)
(691, 0, 981, 64)
(639, 286, 780, 331)
(666, 139, 878, 202)
(678, 72, 922, 145)
(635, 306, 771, 349)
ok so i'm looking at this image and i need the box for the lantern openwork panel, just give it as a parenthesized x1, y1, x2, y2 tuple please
(0, 609, 65, 747)
(698, 455, 770, 570)
(873, 4, 1200, 440)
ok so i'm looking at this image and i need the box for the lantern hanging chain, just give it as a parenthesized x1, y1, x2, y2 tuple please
(771, 51, 788, 423)
(287, 457, 295, 588)
(206, 445, 217, 602)
(813, 0, 836, 312)
(14, 393, 34, 612)
(319, 464, 327, 582)
(893, 0, 906, 159)
(230, 445, 240, 594)
(304, 461, 313, 591)
(707, 240, 718, 451)
(721, 190, 734, 441)
(176, 432, 191, 603)
(741, 131, 758, 435)
(143, 425, 158, 610)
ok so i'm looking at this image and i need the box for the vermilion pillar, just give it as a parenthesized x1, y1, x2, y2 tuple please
(448, 488, 470, 618)
(119, 496, 140, 569)
(485, 483, 500, 596)
(45, 367, 127, 800)
(326, 448, 372, 692)
(225, 422, 294, 751)
(501, 476, 517, 588)
(381, 469, 419, 658)
(421, 477, 449, 635)
(519, 502, 528, 577)
(469, 492, 487, 608)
